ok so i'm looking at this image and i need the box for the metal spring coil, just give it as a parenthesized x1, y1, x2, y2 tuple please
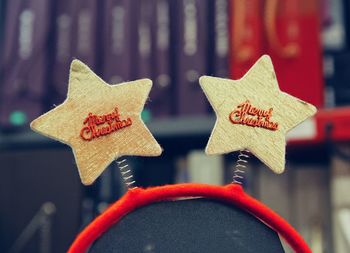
(232, 149, 250, 185)
(116, 159, 136, 189)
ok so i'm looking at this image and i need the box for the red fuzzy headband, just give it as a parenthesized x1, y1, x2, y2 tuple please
(68, 183, 311, 253)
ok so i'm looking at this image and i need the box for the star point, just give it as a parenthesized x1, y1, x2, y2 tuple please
(200, 55, 316, 174)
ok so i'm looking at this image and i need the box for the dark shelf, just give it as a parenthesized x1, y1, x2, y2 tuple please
(0, 116, 216, 151)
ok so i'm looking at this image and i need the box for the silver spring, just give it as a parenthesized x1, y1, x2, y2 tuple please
(232, 149, 250, 185)
(116, 159, 137, 189)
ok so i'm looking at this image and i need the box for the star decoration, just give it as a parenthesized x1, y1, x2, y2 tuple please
(31, 60, 162, 185)
(199, 55, 317, 174)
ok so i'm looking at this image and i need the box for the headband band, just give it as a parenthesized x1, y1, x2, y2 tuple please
(68, 183, 311, 253)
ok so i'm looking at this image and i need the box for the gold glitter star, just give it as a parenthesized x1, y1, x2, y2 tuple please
(31, 60, 162, 185)
(200, 55, 316, 173)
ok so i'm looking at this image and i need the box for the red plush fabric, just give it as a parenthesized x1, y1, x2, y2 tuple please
(68, 183, 311, 253)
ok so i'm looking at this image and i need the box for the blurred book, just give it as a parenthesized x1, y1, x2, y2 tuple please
(187, 150, 224, 185)
(71, 0, 98, 69)
(175, 156, 190, 183)
(266, 0, 324, 108)
(324, 52, 350, 106)
(50, 0, 99, 106)
(173, 0, 209, 116)
(257, 164, 331, 253)
(330, 145, 350, 253)
(0, 0, 6, 53)
(256, 165, 292, 224)
(102, 0, 133, 84)
(210, 0, 229, 78)
(291, 166, 330, 253)
(344, 0, 350, 49)
(133, 0, 166, 120)
(135, 0, 153, 79)
(0, 0, 51, 128)
(337, 208, 350, 251)
(50, 0, 76, 105)
(321, 0, 346, 51)
(149, 0, 173, 118)
(229, 0, 264, 79)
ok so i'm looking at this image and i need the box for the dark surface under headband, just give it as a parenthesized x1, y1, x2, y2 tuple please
(90, 198, 285, 253)
(68, 184, 310, 253)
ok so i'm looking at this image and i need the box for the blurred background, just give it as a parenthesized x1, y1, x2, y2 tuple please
(0, 0, 350, 252)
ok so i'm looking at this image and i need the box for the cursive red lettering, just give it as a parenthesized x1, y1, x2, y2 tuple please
(229, 101, 278, 131)
(80, 107, 132, 141)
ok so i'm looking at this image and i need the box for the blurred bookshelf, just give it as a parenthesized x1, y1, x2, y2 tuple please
(2, 0, 350, 252)
(0, 116, 216, 150)
(2, 106, 350, 150)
